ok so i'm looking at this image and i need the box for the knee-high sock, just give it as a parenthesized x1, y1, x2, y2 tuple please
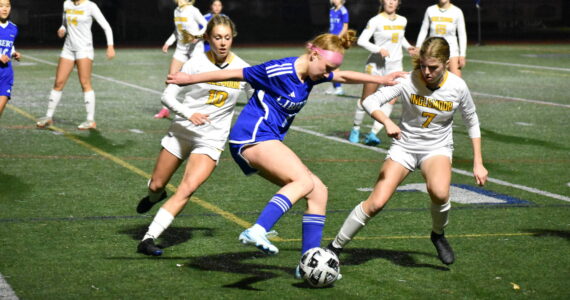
(84, 90, 95, 121)
(46, 90, 63, 118)
(255, 194, 292, 232)
(331, 202, 371, 249)
(302, 214, 326, 254)
(352, 100, 365, 130)
(431, 201, 451, 234)
(371, 103, 394, 134)
(143, 208, 174, 241)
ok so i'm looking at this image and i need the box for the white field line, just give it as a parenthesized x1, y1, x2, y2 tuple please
(0, 274, 19, 300)
(469, 59, 570, 72)
(24, 54, 570, 202)
(471, 91, 570, 108)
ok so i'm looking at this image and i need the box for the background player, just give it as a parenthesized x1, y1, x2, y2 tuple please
(136, 15, 252, 256)
(156, 0, 208, 119)
(416, 0, 467, 77)
(36, 0, 114, 130)
(348, 0, 415, 145)
(202, 0, 226, 52)
(326, 0, 349, 95)
(328, 37, 487, 267)
(0, 0, 19, 118)
(167, 30, 405, 276)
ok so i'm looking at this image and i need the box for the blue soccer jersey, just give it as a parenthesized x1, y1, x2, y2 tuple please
(229, 57, 333, 145)
(0, 21, 18, 97)
(329, 6, 349, 35)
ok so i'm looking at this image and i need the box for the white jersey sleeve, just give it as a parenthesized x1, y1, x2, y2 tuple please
(91, 3, 113, 46)
(415, 8, 430, 48)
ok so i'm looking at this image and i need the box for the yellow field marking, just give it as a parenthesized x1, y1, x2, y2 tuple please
(276, 232, 535, 242)
(6, 104, 264, 235)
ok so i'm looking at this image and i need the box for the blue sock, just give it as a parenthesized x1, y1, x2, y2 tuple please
(255, 194, 292, 232)
(302, 214, 326, 254)
(333, 82, 341, 88)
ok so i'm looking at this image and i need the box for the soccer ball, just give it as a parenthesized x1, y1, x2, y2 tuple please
(299, 247, 340, 287)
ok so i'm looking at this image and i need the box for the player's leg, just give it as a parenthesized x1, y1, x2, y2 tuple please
(349, 82, 378, 143)
(421, 154, 454, 264)
(0, 96, 8, 117)
(237, 140, 317, 255)
(37, 57, 74, 127)
(75, 57, 96, 129)
(328, 158, 409, 254)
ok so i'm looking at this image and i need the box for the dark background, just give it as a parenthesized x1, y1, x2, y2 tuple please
(10, 0, 570, 47)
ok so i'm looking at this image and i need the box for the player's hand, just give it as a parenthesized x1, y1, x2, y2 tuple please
(0, 55, 10, 64)
(384, 119, 401, 140)
(106, 46, 115, 60)
(473, 163, 488, 186)
(189, 113, 210, 125)
(407, 47, 418, 56)
(57, 28, 66, 39)
(162, 44, 170, 53)
(379, 71, 408, 86)
(11, 51, 21, 61)
(458, 56, 466, 68)
(379, 48, 390, 58)
(166, 72, 193, 85)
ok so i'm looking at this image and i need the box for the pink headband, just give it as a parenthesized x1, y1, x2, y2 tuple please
(307, 43, 344, 66)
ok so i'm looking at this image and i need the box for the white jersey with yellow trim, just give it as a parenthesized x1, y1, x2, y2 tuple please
(416, 4, 467, 57)
(61, 0, 113, 51)
(161, 51, 253, 150)
(165, 5, 207, 52)
(363, 70, 480, 153)
(358, 12, 412, 63)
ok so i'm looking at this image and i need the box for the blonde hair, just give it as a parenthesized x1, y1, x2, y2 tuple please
(412, 37, 450, 70)
(205, 14, 237, 38)
(176, 0, 195, 7)
(308, 29, 357, 55)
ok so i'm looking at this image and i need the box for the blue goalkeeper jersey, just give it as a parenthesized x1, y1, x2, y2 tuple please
(228, 57, 333, 144)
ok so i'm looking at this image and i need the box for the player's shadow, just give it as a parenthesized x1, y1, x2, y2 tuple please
(0, 171, 29, 198)
(118, 224, 215, 249)
(340, 248, 449, 271)
(453, 128, 569, 151)
(72, 129, 134, 153)
(525, 229, 570, 241)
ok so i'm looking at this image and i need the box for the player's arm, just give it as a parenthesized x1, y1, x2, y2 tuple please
(361, 85, 403, 139)
(457, 10, 467, 67)
(416, 10, 430, 48)
(58, 4, 66, 38)
(357, 21, 382, 54)
(167, 68, 244, 86)
(460, 89, 487, 185)
(91, 4, 115, 59)
(332, 70, 407, 86)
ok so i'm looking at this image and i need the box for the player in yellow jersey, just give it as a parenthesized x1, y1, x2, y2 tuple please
(348, 0, 416, 145)
(328, 37, 488, 268)
(416, 0, 467, 77)
(136, 15, 253, 256)
(36, 0, 114, 130)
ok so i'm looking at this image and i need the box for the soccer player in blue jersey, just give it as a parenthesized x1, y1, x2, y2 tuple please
(0, 0, 19, 118)
(202, 0, 226, 52)
(167, 29, 405, 274)
(327, 0, 349, 95)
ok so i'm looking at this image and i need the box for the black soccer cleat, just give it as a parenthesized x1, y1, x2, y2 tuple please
(137, 238, 163, 256)
(326, 242, 343, 257)
(431, 231, 455, 265)
(136, 191, 167, 214)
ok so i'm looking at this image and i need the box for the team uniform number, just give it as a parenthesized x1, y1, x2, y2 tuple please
(206, 90, 228, 107)
(421, 112, 437, 128)
(67, 16, 78, 26)
(435, 24, 446, 35)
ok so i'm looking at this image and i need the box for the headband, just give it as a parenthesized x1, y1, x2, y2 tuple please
(307, 43, 344, 66)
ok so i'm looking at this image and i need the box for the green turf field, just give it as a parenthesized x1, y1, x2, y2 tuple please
(1, 44, 569, 299)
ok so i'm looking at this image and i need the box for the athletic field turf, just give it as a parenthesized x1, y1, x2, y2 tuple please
(1, 44, 569, 299)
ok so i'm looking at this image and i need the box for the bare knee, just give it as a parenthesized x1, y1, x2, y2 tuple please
(427, 185, 449, 205)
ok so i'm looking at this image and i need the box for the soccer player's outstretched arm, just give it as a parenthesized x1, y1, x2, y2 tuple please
(167, 68, 244, 85)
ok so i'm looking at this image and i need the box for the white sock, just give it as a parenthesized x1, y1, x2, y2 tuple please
(331, 202, 371, 249)
(143, 208, 174, 241)
(431, 201, 451, 234)
(84, 90, 95, 121)
(46, 90, 63, 118)
(371, 103, 394, 134)
(352, 100, 365, 128)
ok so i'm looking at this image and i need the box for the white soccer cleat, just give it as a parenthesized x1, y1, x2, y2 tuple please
(238, 225, 279, 255)
(77, 120, 96, 130)
(36, 116, 53, 128)
(333, 87, 345, 96)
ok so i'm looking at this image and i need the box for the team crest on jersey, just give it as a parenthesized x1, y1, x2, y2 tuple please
(289, 91, 295, 98)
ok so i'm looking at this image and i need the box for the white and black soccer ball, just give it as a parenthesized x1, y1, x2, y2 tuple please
(299, 247, 340, 288)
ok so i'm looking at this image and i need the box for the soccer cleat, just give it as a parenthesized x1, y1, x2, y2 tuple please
(36, 116, 53, 128)
(77, 120, 96, 130)
(364, 132, 381, 146)
(326, 242, 343, 257)
(348, 128, 360, 143)
(137, 238, 163, 256)
(324, 87, 335, 95)
(153, 108, 170, 119)
(333, 87, 345, 96)
(136, 191, 167, 214)
(431, 231, 455, 265)
(238, 226, 279, 255)
(294, 265, 302, 279)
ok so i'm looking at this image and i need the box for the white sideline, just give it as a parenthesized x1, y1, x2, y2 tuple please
(0, 274, 18, 300)
(23, 54, 570, 204)
(469, 59, 570, 73)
